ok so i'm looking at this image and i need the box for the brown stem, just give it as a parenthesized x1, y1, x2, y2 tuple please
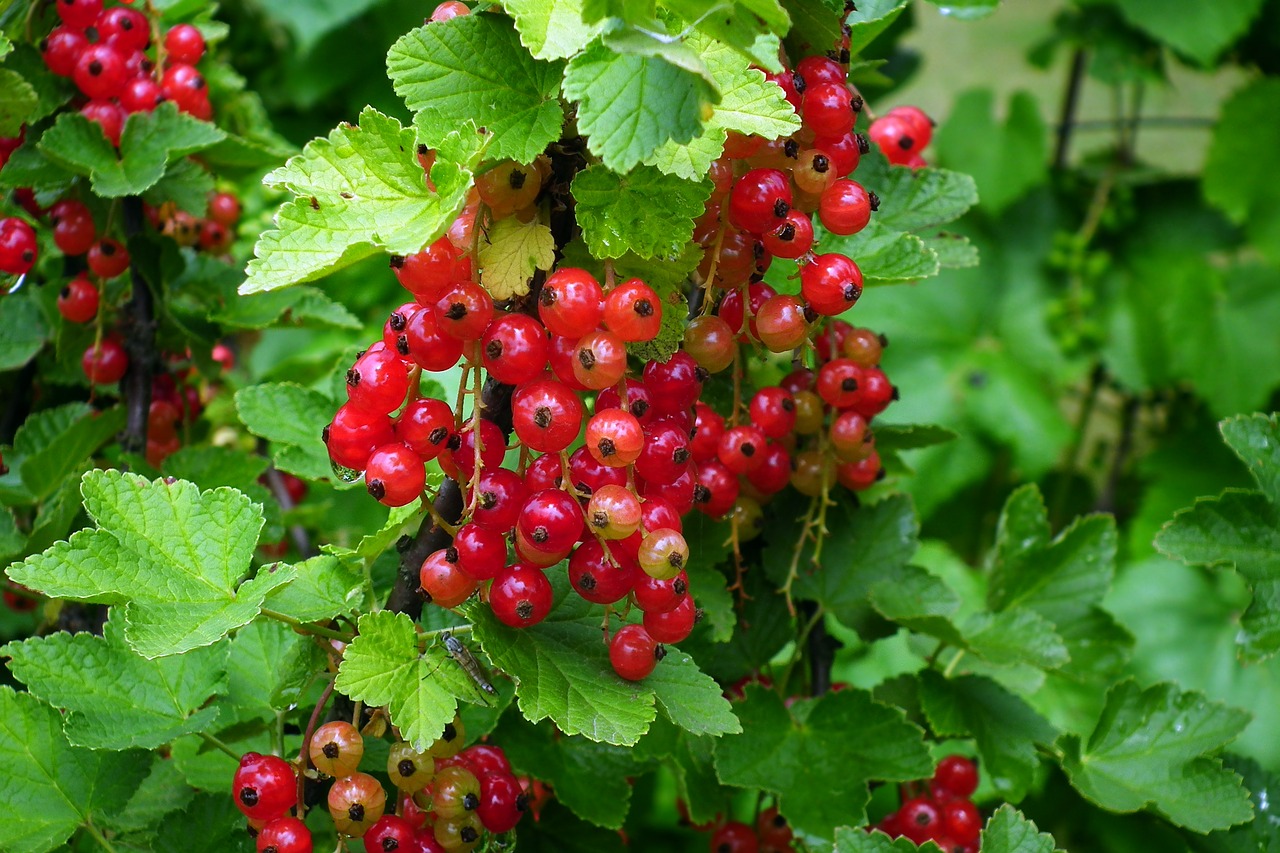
(119, 197, 155, 456)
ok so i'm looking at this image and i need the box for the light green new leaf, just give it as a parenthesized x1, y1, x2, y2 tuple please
(0, 688, 152, 853)
(714, 685, 933, 838)
(477, 215, 555, 300)
(38, 102, 224, 198)
(572, 164, 711, 259)
(504, 0, 605, 60)
(262, 554, 363, 623)
(7, 471, 289, 658)
(388, 14, 564, 164)
(244, 108, 473, 294)
(845, 0, 910, 53)
(335, 611, 479, 750)
(2, 616, 228, 750)
(664, 0, 788, 70)
(979, 805, 1061, 853)
(1060, 680, 1253, 832)
(564, 39, 716, 173)
(833, 827, 943, 852)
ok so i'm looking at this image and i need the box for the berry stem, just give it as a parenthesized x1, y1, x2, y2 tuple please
(1053, 48, 1088, 169)
(197, 730, 241, 760)
(259, 608, 354, 643)
(119, 197, 155, 456)
(82, 819, 119, 853)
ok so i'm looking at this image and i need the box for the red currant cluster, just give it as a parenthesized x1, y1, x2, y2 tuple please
(0, 213, 38, 278)
(702, 806, 795, 853)
(145, 189, 241, 253)
(874, 755, 982, 851)
(868, 106, 935, 169)
(233, 715, 531, 852)
(41, 0, 212, 144)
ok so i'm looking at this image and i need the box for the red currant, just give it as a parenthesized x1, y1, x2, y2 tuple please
(392, 239, 460, 300)
(836, 450, 883, 491)
(638, 465, 697, 516)
(471, 468, 529, 531)
(489, 563, 554, 627)
(748, 388, 797, 439)
(476, 772, 526, 833)
(568, 538, 637, 605)
(803, 81, 857, 138)
(868, 115, 919, 166)
(483, 313, 548, 385)
(256, 816, 312, 853)
(800, 253, 862, 316)
(404, 304, 465, 371)
(164, 23, 207, 65)
(57, 275, 99, 323)
(746, 443, 791, 495)
(603, 278, 662, 342)
(886, 105, 934, 149)
(933, 755, 979, 798)
(642, 351, 704, 416)
(366, 443, 426, 507)
(819, 179, 876, 236)
(74, 43, 128, 100)
(635, 421, 693, 485)
(632, 569, 687, 613)
(81, 100, 127, 146)
(325, 403, 396, 471)
(87, 238, 130, 279)
(419, 548, 480, 608)
(762, 210, 814, 259)
(0, 217, 38, 276)
(585, 408, 644, 467)
(98, 7, 149, 52)
(709, 820, 759, 853)
(572, 330, 628, 391)
(754, 294, 811, 353)
(50, 200, 96, 256)
(586, 483, 642, 539)
(453, 523, 507, 581)
(942, 799, 981, 845)
(538, 267, 603, 338)
(309, 721, 364, 778)
(897, 797, 942, 845)
(42, 26, 88, 76)
(517, 488, 585, 556)
(82, 337, 129, 385)
(394, 398, 454, 461)
(436, 281, 494, 340)
(328, 772, 387, 837)
(233, 752, 297, 821)
(694, 459, 740, 517)
(512, 378, 584, 453)
(56, 0, 102, 29)
(728, 168, 792, 235)
(609, 623, 663, 681)
(347, 347, 411, 415)
(683, 315, 737, 373)
(717, 425, 767, 474)
(637, 527, 688, 580)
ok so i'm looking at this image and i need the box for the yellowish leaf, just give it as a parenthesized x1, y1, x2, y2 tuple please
(478, 216, 555, 300)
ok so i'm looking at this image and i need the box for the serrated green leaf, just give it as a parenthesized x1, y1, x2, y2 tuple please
(922, 231, 980, 269)
(101, 758, 194, 834)
(1190, 754, 1280, 853)
(1114, 0, 1264, 65)
(263, 554, 363, 623)
(16, 403, 125, 503)
(845, 0, 910, 53)
(7, 472, 289, 658)
(0, 687, 152, 853)
(833, 827, 941, 852)
(388, 15, 564, 164)
(2, 615, 227, 750)
(504, 0, 605, 60)
(0, 291, 48, 372)
(714, 685, 933, 838)
(979, 805, 1061, 853)
(335, 610, 477, 749)
(144, 793, 254, 853)
(477, 215, 555, 300)
(0, 508, 26, 561)
(783, 0, 846, 57)
(0, 70, 37, 136)
(665, 0, 787, 70)
(564, 39, 716, 173)
(857, 152, 980, 232)
(225, 618, 324, 722)
(258, 0, 384, 52)
(466, 573, 738, 745)
(572, 164, 711, 259)
(144, 155, 214, 214)
(38, 102, 224, 198)
(244, 108, 472, 294)
(234, 382, 335, 483)
(646, 125, 728, 181)
(821, 219, 940, 285)
(1220, 414, 1280, 507)
(935, 89, 1047, 216)
(919, 672, 1057, 803)
(874, 423, 959, 451)
(1204, 80, 1280, 264)
(1059, 680, 1253, 832)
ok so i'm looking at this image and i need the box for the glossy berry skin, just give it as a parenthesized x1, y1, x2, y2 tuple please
(394, 398, 453, 460)
(325, 403, 396, 471)
(898, 797, 942, 845)
(868, 115, 919, 166)
(57, 275, 99, 323)
(748, 388, 797, 439)
(547, 334, 591, 391)
(328, 772, 387, 837)
(99, 7, 149, 51)
(717, 425, 767, 475)
(568, 538, 636, 605)
(709, 820, 759, 853)
(448, 418, 507, 480)
(81, 100, 127, 146)
(836, 450, 882, 491)
(587, 483, 642, 539)
(208, 192, 242, 228)
(695, 459, 740, 518)
(87, 238, 130, 279)
(586, 408, 644, 467)
(819, 179, 876, 236)
(347, 347, 410, 415)
(635, 421, 692, 486)
(477, 772, 526, 833)
(452, 523, 507, 581)
(482, 313, 548, 385)
(392, 239, 460, 300)
(887, 105, 935, 149)
(568, 446, 627, 494)
(470, 468, 528, 532)
(405, 304, 465, 372)
(74, 44, 128, 101)
(642, 351, 704, 415)
(610, 623, 662, 681)
(817, 359, 863, 409)
(797, 55, 846, 86)
(843, 326, 886, 366)
(517, 489, 585, 556)
(942, 799, 981, 845)
(689, 402, 725, 462)
(638, 465, 697, 516)
(572, 330, 628, 391)
(933, 754, 979, 798)
(850, 366, 896, 418)
(82, 338, 129, 385)
(637, 527, 688, 580)
(364, 814, 415, 852)
(746, 443, 791, 495)
(489, 563, 554, 627)
(683, 315, 736, 373)
(830, 410, 871, 462)
(50, 200, 96, 255)
(762, 210, 814, 259)
(812, 132, 864, 177)
(233, 752, 298, 821)
(801, 253, 863, 316)
(728, 168, 792, 235)
(644, 595, 697, 643)
(512, 379, 583, 453)
(119, 77, 165, 114)
(309, 721, 364, 778)
(419, 548, 479, 608)
(387, 742, 436, 791)
(0, 217, 38, 275)
(803, 81, 857, 137)
(165, 23, 207, 65)
(160, 63, 208, 114)
(717, 281, 776, 342)
(365, 443, 425, 507)
(603, 278, 662, 342)
(435, 281, 494, 340)
(752, 295, 809, 353)
(596, 379, 654, 424)
(757, 806, 793, 850)
(538, 267, 603, 338)
(56, 0, 102, 29)
(42, 26, 89, 76)
(256, 817, 313, 853)
(632, 569, 688, 613)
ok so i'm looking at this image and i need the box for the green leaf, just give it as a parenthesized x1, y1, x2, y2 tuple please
(257, 0, 385, 52)
(1, 615, 227, 750)
(477, 215, 555, 300)
(833, 827, 941, 852)
(466, 573, 738, 745)
(226, 618, 326, 722)
(920, 0, 998, 19)
(1220, 414, 1280, 507)
(874, 423, 959, 452)
(783, 0, 846, 57)
(563, 39, 716, 173)
(0, 687, 151, 853)
(935, 89, 1047, 216)
(858, 152, 980, 232)
(665, 0, 788, 70)
(38, 102, 225, 198)
(714, 685, 933, 838)
(0, 292, 48, 372)
(387, 15, 564, 164)
(1114, 0, 1265, 65)
(335, 611, 477, 750)
(7, 471, 289, 658)
(234, 382, 335, 482)
(845, 0, 910, 54)
(1060, 680, 1254, 832)
(0, 70, 37, 136)
(572, 164, 711, 259)
(820, 219, 940, 285)
(1189, 755, 1280, 853)
(243, 108, 473, 294)
(262, 554, 363, 623)
(504, 0, 605, 60)
(145, 155, 214, 214)
(922, 232, 981, 269)
(101, 758, 195, 834)
(979, 805, 1061, 853)
(918, 672, 1058, 803)
(14, 403, 125, 503)
(144, 793, 254, 853)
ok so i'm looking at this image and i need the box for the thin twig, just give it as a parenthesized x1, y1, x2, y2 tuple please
(119, 197, 155, 456)
(1054, 48, 1087, 170)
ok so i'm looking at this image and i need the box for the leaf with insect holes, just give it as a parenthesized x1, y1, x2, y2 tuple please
(478, 215, 556, 300)
(244, 108, 474, 294)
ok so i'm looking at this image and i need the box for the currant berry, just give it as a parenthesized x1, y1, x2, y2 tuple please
(572, 330, 628, 391)
(803, 81, 857, 137)
(429, 714, 467, 759)
(609, 623, 663, 681)
(790, 449, 834, 497)
(325, 403, 396, 471)
(347, 347, 411, 415)
(87, 238, 130, 279)
(477, 772, 527, 833)
(419, 548, 480, 608)
(886, 105, 935, 149)
(436, 281, 494, 340)
(642, 351, 704, 416)
(309, 720, 364, 778)
(42, 26, 88, 76)
(50, 200, 96, 256)
(462, 744, 513, 778)
(585, 408, 644, 467)
(689, 402, 725, 462)
(717, 425, 767, 474)
(365, 443, 426, 507)
(762, 210, 815, 259)
(638, 465, 697, 516)
(596, 378, 654, 423)
(800, 253, 863, 316)
(483, 313, 549, 385)
(431, 1, 471, 22)
(756, 806, 793, 850)
(728, 168, 792, 235)
(82, 337, 129, 385)
(56, 0, 102, 29)
(568, 538, 637, 604)
(57, 275, 99, 323)
(797, 55, 846, 86)
(517, 488, 585, 555)
(603, 278, 662, 342)
(811, 132, 864, 177)
(117, 77, 163, 116)
(868, 115, 918, 166)
(512, 378, 584, 453)
(365, 814, 415, 852)
(470, 468, 528, 532)
(829, 410, 871, 461)
(448, 418, 507, 479)
(694, 459, 740, 517)
(635, 421, 693, 485)
(933, 755, 979, 798)
(547, 333, 591, 390)
(749, 388, 797, 439)
(233, 752, 298, 821)
(160, 63, 210, 116)
(723, 131, 765, 159)
(538, 267, 603, 338)
(452, 523, 508, 581)
(81, 100, 127, 146)
(897, 796, 942, 845)
(754, 294, 812, 354)
(0, 217, 38, 275)
(394, 397, 454, 460)
(405, 304, 466, 372)
(165, 23, 207, 65)
(640, 496, 682, 534)
(489, 563, 554, 627)
(476, 160, 540, 215)
(941, 799, 981, 845)
(843, 326, 886, 366)
(850, 365, 897, 418)
(819, 179, 876, 236)
(791, 389, 824, 435)
(207, 192, 241, 228)
(431, 814, 483, 851)
(632, 569, 687, 613)
(328, 772, 387, 837)
(98, 6, 149, 51)
(717, 281, 777, 342)
(637, 527, 688, 580)
(587, 483, 642, 539)
(524, 452, 565, 492)
(391, 239, 460, 300)
(256, 817, 313, 853)
(836, 449, 883, 491)
(764, 67, 805, 111)
(683, 315, 737, 373)
(793, 148, 837, 195)
(709, 820, 759, 853)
